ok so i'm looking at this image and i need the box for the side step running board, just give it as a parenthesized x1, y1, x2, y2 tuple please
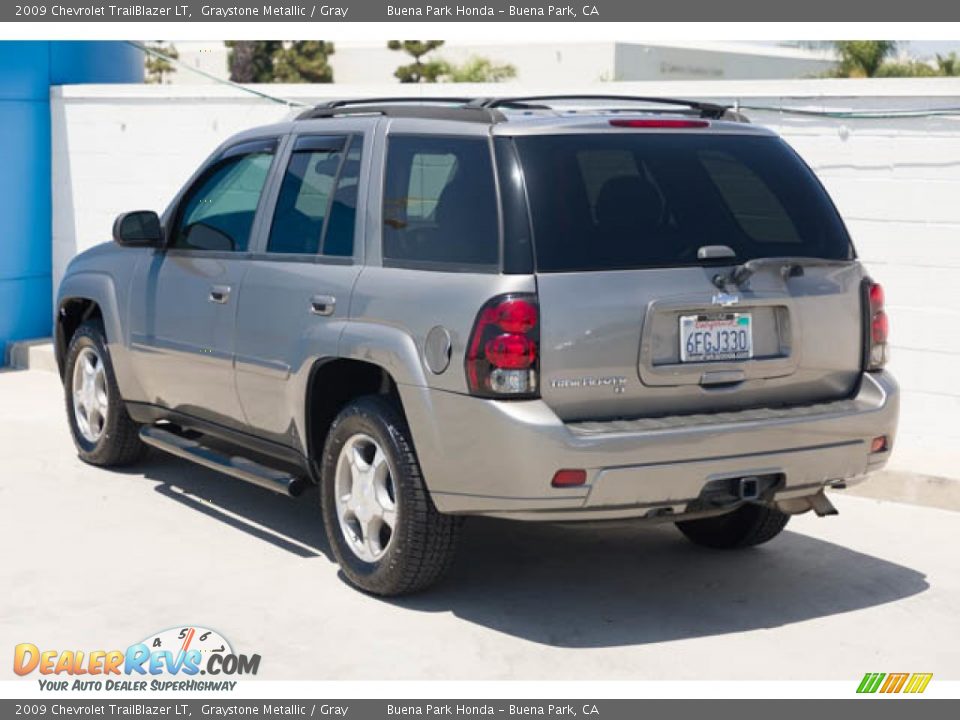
(139, 426, 307, 497)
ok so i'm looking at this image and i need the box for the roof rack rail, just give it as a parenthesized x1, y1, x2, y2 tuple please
(313, 97, 478, 110)
(294, 95, 748, 123)
(297, 97, 503, 123)
(467, 95, 738, 120)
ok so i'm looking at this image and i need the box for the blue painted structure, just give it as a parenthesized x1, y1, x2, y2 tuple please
(0, 41, 141, 363)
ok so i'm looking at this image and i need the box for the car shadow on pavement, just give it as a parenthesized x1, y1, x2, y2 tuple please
(391, 515, 930, 648)
(128, 451, 928, 649)
(128, 450, 331, 560)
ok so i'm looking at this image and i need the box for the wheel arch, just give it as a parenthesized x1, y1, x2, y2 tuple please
(56, 272, 124, 377)
(55, 297, 103, 377)
(55, 272, 143, 403)
(304, 358, 406, 479)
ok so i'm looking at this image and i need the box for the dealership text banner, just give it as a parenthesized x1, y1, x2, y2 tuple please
(7, 0, 960, 22)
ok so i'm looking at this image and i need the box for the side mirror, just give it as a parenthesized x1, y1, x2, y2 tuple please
(112, 211, 163, 248)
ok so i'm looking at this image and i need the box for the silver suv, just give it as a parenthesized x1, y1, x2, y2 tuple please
(56, 96, 899, 595)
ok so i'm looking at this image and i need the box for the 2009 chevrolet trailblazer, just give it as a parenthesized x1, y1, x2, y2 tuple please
(56, 96, 898, 595)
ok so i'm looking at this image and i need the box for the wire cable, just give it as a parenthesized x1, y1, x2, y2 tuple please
(739, 104, 960, 119)
(128, 41, 309, 108)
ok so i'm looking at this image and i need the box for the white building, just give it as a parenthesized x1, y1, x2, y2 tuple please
(168, 41, 836, 86)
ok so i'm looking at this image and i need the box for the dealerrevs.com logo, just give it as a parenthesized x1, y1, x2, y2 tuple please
(14, 626, 260, 692)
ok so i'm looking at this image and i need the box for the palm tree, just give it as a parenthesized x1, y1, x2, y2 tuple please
(833, 41, 897, 77)
(936, 52, 960, 76)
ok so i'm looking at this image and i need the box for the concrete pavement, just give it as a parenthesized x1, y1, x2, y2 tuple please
(1, 368, 958, 681)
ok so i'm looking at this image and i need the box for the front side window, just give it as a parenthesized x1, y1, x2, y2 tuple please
(172, 149, 274, 252)
(267, 135, 363, 257)
(382, 136, 498, 268)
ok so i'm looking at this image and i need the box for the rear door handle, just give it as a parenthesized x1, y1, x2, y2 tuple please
(209, 285, 231, 304)
(310, 295, 336, 316)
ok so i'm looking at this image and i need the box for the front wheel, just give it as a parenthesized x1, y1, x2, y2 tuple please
(320, 395, 462, 596)
(63, 321, 146, 467)
(675, 503, 790, 549)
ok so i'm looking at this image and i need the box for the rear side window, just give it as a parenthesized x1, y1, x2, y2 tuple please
(382, 136, 498, 269)
(513, 134, 852, 272)
(267, 135, 362, 257)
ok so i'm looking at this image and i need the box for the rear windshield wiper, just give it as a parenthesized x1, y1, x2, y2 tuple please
(714, 256, 854, 289)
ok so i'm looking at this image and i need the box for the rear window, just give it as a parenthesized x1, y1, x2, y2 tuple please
(512, 133, 853, 273)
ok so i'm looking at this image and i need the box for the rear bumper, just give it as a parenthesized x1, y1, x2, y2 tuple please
(401, 371, 898, 519)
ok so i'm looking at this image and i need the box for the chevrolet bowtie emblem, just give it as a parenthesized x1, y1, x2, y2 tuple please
(712, 293, 740, 307)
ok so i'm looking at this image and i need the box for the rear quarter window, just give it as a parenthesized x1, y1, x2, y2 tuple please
(382, 136, 499, 269)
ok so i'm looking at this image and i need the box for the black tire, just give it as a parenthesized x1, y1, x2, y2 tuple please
(675, 503, 790, 549)
(63, 320, 146, 467)
(320, 395, 462, 596)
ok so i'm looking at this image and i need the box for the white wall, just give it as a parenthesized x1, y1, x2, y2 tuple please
(51, 79, 960, 479)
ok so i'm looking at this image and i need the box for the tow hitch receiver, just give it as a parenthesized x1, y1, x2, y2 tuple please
(699, 473, 784, 507)
(739, 476, 761, 501)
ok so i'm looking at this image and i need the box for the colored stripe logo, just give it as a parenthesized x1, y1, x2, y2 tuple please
(857, 672, 933, 694)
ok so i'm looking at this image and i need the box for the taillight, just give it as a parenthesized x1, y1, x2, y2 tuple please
(608, 118, 710, 129)
(466, 294, 539, 398)
(864, 280, 888, 370)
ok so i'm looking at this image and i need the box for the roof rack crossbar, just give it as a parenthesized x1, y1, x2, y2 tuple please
(468, 95, 733, 119)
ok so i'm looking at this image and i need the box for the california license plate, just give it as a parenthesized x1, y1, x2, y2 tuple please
(680, 313, 753, 362)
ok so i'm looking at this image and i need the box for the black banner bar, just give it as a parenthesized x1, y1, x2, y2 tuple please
(1, 699, 959, 720)
(5, 0, 960, 22)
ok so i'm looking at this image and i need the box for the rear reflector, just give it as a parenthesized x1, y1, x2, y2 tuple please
(609, 118, 710, 129)
(870, 435, 889, 454)
(551, 469, 587, 488)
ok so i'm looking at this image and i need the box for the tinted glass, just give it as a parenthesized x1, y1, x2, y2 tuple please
(513, 134, 853, 272)
(173, 152, 273, 252)
(268, 146, 342, 255)
(383, 136, 498, 267)
(324, 141, 362, 257)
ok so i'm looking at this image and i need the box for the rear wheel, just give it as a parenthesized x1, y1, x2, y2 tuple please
(320, 395, 462, 596)
(64, 321, 146, 467)
(675, 503, 790, 549)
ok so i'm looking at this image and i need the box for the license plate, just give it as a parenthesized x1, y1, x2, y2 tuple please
(680, 313, 753, 362)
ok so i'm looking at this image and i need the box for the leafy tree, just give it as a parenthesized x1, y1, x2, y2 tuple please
(936, 52, 960, 76)
(876, 61, 939, 78)
(225, 41, 282, 83)
(225, 41, 334, 83)
(387, 40, 447, 83)
(273, 41, 335, 83)
(439, 56, 517, 83)
(144, 42, 178, 84)
(832, 41, 897, 78)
